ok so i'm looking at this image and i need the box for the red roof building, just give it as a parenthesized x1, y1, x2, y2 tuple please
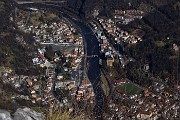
(115, 79, 127, 85)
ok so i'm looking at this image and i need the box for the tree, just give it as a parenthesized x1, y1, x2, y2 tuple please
(65, 61, 72, 68)
(56, 50, 62, 57)
(44, 46, 54, 61)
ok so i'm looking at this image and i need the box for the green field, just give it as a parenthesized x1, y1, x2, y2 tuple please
(115, 83, 143, 95)
(101, 71, 110, 96)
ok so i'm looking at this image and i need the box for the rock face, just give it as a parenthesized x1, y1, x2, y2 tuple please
(13, 108, 44, 120)
(67, 0, 104, 18)
(0, 109, 12, 120)
(0, 108, 44, 120)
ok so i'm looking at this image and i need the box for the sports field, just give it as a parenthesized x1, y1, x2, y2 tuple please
(115, 83, 143, 95)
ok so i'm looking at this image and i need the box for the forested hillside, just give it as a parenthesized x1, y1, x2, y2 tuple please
(0, 0, 42, 75)
(119, 0, 180, 84)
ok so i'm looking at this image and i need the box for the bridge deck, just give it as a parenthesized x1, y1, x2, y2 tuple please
(14, 0, 67, 4)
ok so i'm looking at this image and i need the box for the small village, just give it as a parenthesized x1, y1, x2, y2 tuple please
(89, 11, 143, 68)
(0, 9, 95, 111)
(98, 18, 142, 44)
(88, 10, 180, 119)
(113, 9, 144, 25)
(105, 77, 180, 119)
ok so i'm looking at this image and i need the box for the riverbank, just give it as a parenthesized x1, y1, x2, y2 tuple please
(101, 71, 110, 96)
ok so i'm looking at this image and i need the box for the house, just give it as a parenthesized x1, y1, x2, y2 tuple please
(70, 87, 77, 95)
(57, 75, 63, 80)
(36, 97, 42, 102)
(173, 43, 179, 52)
(103, 39, 108, 44)
(32, 58, 39, 65)
(40, 64, 46, 68)
(64, 67, 68, 72)
(26, 79, 33, 86)
(115, 79, 127, 85)
(55, 82, 64, 89)
(32, 94, 37, 98)
(82, 79, 92, 87)
(144, 64, 150, 71)
(68, 81, 75, 89)
(101, 35, 106, 40)
(90, 91, 95, 97)
(107, 56, 114, 67)
(144, 88, 149, 95)
(32, 84, 40, 90)
(137, 111, 152, 119)
(76, 91, 83, 100)
(5, 67, 13, 73)
(38, 48, 46, 55)
(39, 54, 45, 60)
(82, 79, 88, 85)
(72, 64, 78, 70)
(31, 90, 36, 94)
(14, 83, 21, 88)
(96, 30, 102, 38)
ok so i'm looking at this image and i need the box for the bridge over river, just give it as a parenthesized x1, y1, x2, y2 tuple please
(14, 0, 66, 4)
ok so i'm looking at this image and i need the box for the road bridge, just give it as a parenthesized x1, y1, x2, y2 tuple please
(14, 0, 67, 4)
(86, 55, 98, 58)
(40, 42, 83, 47)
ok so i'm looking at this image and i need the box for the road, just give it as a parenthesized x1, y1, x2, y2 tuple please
(14, 0, 66, 4)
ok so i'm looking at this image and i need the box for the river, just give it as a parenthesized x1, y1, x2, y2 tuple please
(62, 10, 104, 120)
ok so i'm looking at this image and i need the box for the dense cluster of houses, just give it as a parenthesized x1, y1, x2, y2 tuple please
(0, 9, 95, 109)
(88, 13, 180, 119)
(17, 10, 84, 72)
(90, 17, 137, 67)
(90, 14, 142, 67)
(62, 46, 84, 70)
(106, 78, 180, 119)
(113, 9, 144, 24)
(0, 65, 95, 108)
(98, 18, 142, 45)
(55, 79, 94, 102)
(17, 10, 82, 45)
(90, 21, 116, 67)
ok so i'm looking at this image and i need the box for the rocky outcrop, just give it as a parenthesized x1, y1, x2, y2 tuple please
(0, 108, 44, 120)
(0, 109, 12, 120)
(13, 108, 44, 120)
